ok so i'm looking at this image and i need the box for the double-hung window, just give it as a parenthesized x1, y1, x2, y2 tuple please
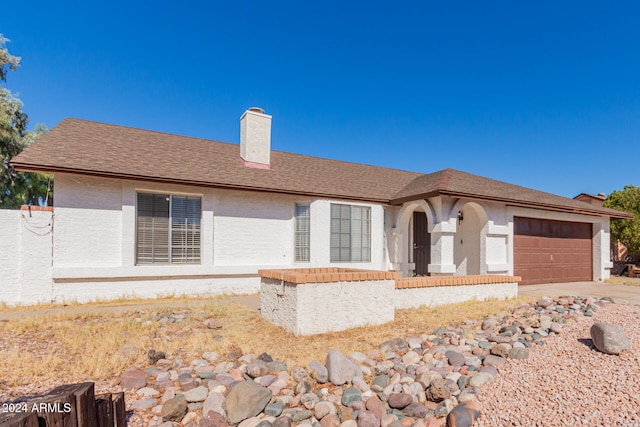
(136, 193, 201, 264)
(294, 204, 310, 262)
(330, 204, 371, 262)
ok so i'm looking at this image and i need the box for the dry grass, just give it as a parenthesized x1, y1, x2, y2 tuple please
(0, 293, 218, 312)
(0, 295, 535, 393)
(605, 276, 640, 287)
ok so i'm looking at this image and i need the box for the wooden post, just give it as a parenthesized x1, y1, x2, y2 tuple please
(0, 382, 124, 427)
(111, 393, 126, 427)
(47, 382, 97, 427)
(0, 411, 39, 427)
(31, 390, 76, 427)
(94, 394, 113, 427)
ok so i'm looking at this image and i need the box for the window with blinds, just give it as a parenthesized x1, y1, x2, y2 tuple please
(136, 193, 201, 264)
(295, 204, 310, 262)
(330, 204, 371, 262)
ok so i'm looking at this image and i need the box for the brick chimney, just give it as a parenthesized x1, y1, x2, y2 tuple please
(240, 107, 271, 169)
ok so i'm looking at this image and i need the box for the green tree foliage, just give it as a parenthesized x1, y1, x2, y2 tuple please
(0, 35, 52, 208)
(604, 185, 640, 259)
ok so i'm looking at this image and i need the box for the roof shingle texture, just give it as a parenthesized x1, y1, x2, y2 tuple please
(11, 118, 631, 219)
(12, 118, 420, 202)
(392, 169, 630, 217)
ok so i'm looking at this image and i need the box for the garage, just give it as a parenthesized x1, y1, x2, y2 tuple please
(514, 217, 592, 286)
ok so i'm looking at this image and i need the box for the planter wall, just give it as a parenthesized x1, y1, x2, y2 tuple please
(260, 268, 396, 336)
(394, 275, 519, 309)
(259, 269, 520, 335)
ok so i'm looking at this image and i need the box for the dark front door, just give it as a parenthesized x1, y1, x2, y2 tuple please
(413, 211, 431, 276)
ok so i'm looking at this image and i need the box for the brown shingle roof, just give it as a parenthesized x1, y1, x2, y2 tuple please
(391, 169, 632, 218)
(12, 118, 632, 219)
(11, 118, 421, 203)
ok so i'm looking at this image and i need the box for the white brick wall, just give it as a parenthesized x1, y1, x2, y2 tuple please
(54, 175, 123, 267)
(45, 174, 388, 304)
(0, 209, 53, 305)
(0, 210, 21, 304)
(1, 173, 614, 305)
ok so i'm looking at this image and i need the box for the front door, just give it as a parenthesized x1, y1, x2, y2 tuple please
(413, 212, 431, 276)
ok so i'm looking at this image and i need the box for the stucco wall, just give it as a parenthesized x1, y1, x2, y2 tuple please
(394, 282, 518, 309)
(0, 208, 53, 305)
(454, 203, 484, 275)
(260, 277, 395, 335)
(390, 196, 610, 281)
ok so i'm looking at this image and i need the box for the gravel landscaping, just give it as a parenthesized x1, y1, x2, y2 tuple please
(2, 296, 638, 427)
(476, 302, 640, 427)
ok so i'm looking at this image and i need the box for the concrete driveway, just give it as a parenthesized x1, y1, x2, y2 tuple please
(518, 281, 640, 305)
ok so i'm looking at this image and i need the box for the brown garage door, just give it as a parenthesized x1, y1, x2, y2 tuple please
(514, 217, 592, 286)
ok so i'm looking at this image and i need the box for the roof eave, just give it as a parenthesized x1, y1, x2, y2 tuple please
(441, 190, 634, 219)
(11, 163, 392, 205)
(390, 191, 441, 205)
(13, 162, 634, 219)
(390, 190, 633, 219)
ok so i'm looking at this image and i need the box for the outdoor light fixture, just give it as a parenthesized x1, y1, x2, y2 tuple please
(457, 211, 464, 223)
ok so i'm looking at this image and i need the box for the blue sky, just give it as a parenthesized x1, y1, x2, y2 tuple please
(2, 1, 638, 198)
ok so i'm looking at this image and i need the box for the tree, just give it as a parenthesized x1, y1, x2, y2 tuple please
(604, 185, 640, 259)
(0, 34, 51, 208)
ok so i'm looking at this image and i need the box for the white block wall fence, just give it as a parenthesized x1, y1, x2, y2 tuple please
(259, 268, 521, 335)
(0, 176, 420, 307)
(0, 207, 53, 305)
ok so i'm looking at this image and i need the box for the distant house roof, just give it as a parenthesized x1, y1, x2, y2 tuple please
(12, 118, 633, 219)
(573, 193, 606, 207)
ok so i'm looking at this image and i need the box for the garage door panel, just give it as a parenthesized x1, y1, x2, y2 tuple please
(541, 268, 554, 281)
(514, 217, 592, 286)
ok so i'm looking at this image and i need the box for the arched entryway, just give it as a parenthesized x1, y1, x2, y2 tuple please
(412, 211, 431, 276)
(395, 201, 435, 277)
(452, 202, 488, 275)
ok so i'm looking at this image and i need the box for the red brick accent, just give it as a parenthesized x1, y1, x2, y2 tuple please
(21, 205, 53, 212)
(395, 275, 521, 289)
(258, 268, 397, 284)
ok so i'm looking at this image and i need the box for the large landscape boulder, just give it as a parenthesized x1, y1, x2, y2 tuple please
(590, 322, 631, 355)
(326, 349, 362, 385)
(446, 400, 482, 427)
(224, 380, 272, 424)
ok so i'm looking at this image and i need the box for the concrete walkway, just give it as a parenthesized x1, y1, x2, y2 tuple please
(518, 281, 640, 305)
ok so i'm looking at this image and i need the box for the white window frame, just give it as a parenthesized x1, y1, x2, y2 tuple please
(136, 192, 202, 264)
(330, 203, 371, 262)
(294, 203, 311, 262)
